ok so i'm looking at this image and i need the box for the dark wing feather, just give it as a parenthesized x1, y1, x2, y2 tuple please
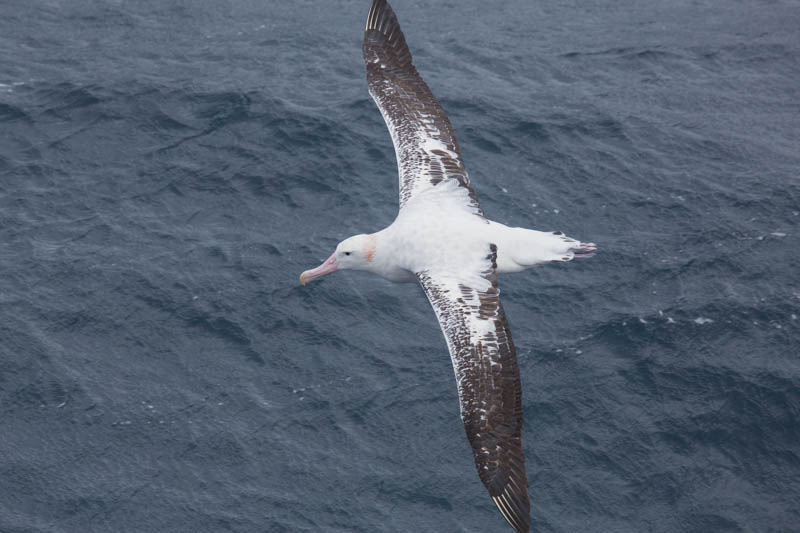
(416, 245, 530, 532)
(363, 0, 482, 213)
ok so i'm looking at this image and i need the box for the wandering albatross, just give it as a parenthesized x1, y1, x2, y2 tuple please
(300, 1, 597, 531)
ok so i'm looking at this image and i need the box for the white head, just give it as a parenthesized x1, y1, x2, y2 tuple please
(299, 233, 377, 285)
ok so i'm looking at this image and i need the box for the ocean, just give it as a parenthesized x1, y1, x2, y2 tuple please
(1, 0, 799, 531)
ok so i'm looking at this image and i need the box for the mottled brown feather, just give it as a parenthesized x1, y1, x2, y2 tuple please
(363, 0, 482, 212)
(417, 244, 530, 532)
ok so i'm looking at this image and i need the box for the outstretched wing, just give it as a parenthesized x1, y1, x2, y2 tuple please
(416, 245, 530, 532)
(363, 0, 482, 213)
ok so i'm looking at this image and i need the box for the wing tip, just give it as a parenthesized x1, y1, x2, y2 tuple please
(492, 485, 531, 532)
(365, 0, 392, 32)
(364, 0, 408, 55)
(363, 0, 413, 68)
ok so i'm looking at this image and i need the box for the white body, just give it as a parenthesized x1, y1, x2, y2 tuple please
(365, 182, 588, 284)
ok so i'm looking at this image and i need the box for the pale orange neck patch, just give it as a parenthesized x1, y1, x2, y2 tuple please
(363, 233, 377, 262)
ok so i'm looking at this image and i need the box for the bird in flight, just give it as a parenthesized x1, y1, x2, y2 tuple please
(300, 1, 596, 530)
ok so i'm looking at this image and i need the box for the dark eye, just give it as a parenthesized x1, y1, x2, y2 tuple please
(344, 252, 351, 256)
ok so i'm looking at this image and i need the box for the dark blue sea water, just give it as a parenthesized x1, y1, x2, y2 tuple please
(2, 1, 799, 531)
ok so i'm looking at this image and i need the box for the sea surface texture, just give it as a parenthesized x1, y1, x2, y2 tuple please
(1, 1, 799, 531)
